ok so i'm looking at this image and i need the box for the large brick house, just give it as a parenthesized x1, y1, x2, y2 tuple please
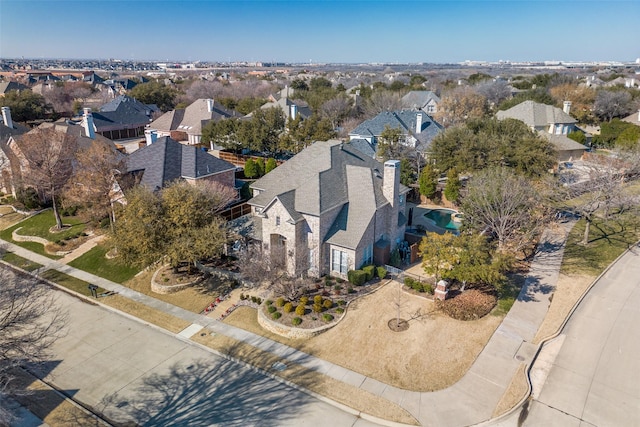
(249, 140, 409, 278)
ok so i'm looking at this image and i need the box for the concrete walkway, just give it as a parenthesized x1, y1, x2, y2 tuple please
(1, 220, 574, 427)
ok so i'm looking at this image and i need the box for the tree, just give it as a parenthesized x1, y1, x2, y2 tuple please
(0, 90, 53, 122)
(419, 232, 460, 282)
(129, 81, 178, 112)
(419, 163, 438, 200)
(63, 141, 125, 230)
(320, 96, 352, 129)
(377, 125, 404, 161)
(549, 83, 596, 124)
(429, 117, 556, 177)
(475, 80, 512, 108)
(461, 167, 548, 253)
(236, 107, 285, 153)
(18, 126, 77, 229)
(434, 86, 488, 127)
(202, 118, 240, 150)
(0, 264, 66, 425)
(593, 90, 634, 123)
(363, 90, 402, 117)
(498, 88, 555, 111)
(243, 158, 258, 178)
(593, 119, 640, 148)
(265, 158, 278, 174)
(443, 168, 462, 203)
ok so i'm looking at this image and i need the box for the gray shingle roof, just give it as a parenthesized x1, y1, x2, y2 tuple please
(350, 110, 443, 152)
(540, 133, 587, 152)
(401, 91, 440, 109)
(258, 97, 312, 120)
(496, 100, 577, 127)
(149, 99, 241, 135)
(92, 95, 155, 132)
(347, 138, 376, 158)
(125, 137, 236, 190)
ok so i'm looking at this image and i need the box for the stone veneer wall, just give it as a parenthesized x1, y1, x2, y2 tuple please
(151, 266, 200, 294)
(257, 305, 345, 339)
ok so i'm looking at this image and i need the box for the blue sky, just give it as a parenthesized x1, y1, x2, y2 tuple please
(1, 1, 639, 63)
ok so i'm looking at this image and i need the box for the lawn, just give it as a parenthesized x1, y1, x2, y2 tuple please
(1, 252, 43, 271)
(40, 270, 106, 297)
(68, 244, 138, 283)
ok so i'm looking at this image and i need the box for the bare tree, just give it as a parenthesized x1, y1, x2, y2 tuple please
(363, 90, 402, 118)
(320, 95, 352, 129)
(18, 126, 77, 229)
(593, 90, 634, 122)
(434, 86, 488, 128)
(0, 263, 66, 425)
(475, 80, 512, 108)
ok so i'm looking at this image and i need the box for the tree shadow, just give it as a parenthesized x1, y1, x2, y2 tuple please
(516, 275, 554, 303)
(99, 353, 312, 427)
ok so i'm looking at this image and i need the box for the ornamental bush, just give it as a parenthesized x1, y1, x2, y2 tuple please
(313, 295, 323, 305)
(299, 296, 309, 306)
(292, 317, 302, 326)
(283, 302, 294, 313)
(312, 303, 323, 313)
(295, 304, 306, 316)
(362, 265, 375, 281)
(322, 299, 333, 309)
(336, 307, 344, 314)
(347, 269, 367, 286)
(323, 314, 334, 322)
(276, 297, 285, 307)
(268, 306, 277, 314)
(265, 300, 273, 306)
(376, 266, 387, 280)
(271, 312, 282, 320)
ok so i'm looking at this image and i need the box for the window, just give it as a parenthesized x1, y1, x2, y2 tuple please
(362, 244, 373, 266)
(276, 216, 280, 226)
(332, 249, 348, 274)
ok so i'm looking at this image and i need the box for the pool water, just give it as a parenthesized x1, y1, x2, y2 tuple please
(423, 209, 461, 231)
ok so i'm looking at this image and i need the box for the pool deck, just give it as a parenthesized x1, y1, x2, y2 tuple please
(408, 202, 459, 235)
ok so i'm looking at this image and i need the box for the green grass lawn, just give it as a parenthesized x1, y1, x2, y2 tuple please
(0, 210, 86, 259)
(562, 212, 640, 276)
(68, 244, 139, 284)
(1, 252, 43, 271)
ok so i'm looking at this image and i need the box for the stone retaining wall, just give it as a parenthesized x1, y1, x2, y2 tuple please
(257, 305, 343, 339)
(150, 266, 200, 294)
(12, 227, 71, 256)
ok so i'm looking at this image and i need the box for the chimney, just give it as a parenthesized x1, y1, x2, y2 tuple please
(415, 113, 423, 134)
(290, 104, 298, 120)
(1, 106, 13, 129)
(144, 129, 158, 145)
(83, 108, 95, 139)
(563, 101, 572, 115)
(206, 99, 214, 113)
(356, 89, 360, 96)
(383, 160, 400, 208)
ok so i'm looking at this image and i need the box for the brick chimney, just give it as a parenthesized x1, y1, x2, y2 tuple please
(1, 106, 13, 129)
(383, 160, 400, 208)
(83, 108, 95, 139)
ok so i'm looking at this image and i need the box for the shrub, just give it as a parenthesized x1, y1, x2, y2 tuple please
(268, 306, 277, 314)
(333, 284, 341, 291)
(60, 205, 78, 216)
(404, 277, 415, 288)
(300, 296, 309, 306)
(276, 297, 285, 307)
(376, 266, 387, 280)
(324, 276, 333, 285)
(99, 217, 111, 229)
(283, 302, 294, 313)
(337, 300, 346, 306)
(292, 317, 302, 326)
(295, 304, 306, 316)
(271, 312, 282, 320)
(336, 307, 344, 314)
(323, 314, 334, 322)
(313, 295, 323, 305)
(440, 289, 497, 321)
(251, 296, 258, 303)
(323, 299, 333, 309)
(362, 265, 375, 281)
(255, 297, 262, 305)
(265, 300, 273, 306)
(423, 283, 434, 294)
(347, 269, 367, 286)
(312, 303, 322, 313)
(347, 286, 355, 294)
(336, 278, 344, 284)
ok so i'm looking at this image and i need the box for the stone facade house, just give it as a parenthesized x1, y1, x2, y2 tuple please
(249, 140, 409, 278)
(401, 90, 441, 114)
(496, 100, 587, 162)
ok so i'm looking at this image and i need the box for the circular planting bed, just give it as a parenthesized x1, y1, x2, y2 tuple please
(388, 318, 409, 332)
(151, 265, 202, 294)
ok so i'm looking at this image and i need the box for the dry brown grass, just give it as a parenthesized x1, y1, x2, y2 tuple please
(10, 368, 104, 426)
(122, 269, 220, 314)
(101, 294, 191, 333)
(492, 363, 529, 417)
(224, 280, 503, 391)
(0, 211, 26, 230)
(192, 330, 419, 425)
(533, 273, 595, 344)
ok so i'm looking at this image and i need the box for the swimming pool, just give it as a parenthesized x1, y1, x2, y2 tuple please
(423, 208, 461, 231)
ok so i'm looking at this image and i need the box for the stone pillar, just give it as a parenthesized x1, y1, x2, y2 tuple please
(434, 279, 449, 301)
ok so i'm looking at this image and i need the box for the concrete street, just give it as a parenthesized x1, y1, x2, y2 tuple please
(27, 286, 379, 427)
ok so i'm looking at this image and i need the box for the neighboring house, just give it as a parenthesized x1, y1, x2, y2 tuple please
(622, 109, 640, 126)
(149, 99, 242, 146)
(401, 91, 441, 114)
(348, 110, 444, 158)
(257, 96, 312, 121)
(0, 107, 29, 195)
(0, 81, 29, 96)
(496, 100, 587, 162)
(0, 109, 118, 197)
(249, 140, 409, 278)
(91, 95, 159, 140)
(124, 136, 237, 192)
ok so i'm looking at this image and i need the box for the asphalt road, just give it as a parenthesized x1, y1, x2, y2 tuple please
(25, 287, 380, 427)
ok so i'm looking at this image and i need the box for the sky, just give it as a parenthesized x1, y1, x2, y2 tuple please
(1, 0, 639, 64)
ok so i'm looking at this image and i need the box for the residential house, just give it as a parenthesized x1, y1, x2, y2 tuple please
(622, 109, 640, 126)
(0, 107, 29, 195)
(90, 95, 159, 140)
(0, 108, 119, 197)
(124, 136, 237, 192)
(258, 96, 312, 121)
(496, 100, 587, 162)
(348, 110, 444, 159)
(401, 91, 441, 114)
(149, 99, 242, 146)
(0, 81, 29, 96)
(249, 140, 409, 278)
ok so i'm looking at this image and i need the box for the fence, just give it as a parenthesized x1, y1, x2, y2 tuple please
(217, 151, 286, 168)
(220, 202, 252, 221)
(384, 264, 432, 284)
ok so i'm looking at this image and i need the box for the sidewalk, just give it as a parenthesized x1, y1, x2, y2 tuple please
(1, 221, 574, 427)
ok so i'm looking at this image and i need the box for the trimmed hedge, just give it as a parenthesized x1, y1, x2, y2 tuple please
(362, 265, 375, 281)
(376, 266, 387, 280)
(347, 269, 367, 286)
